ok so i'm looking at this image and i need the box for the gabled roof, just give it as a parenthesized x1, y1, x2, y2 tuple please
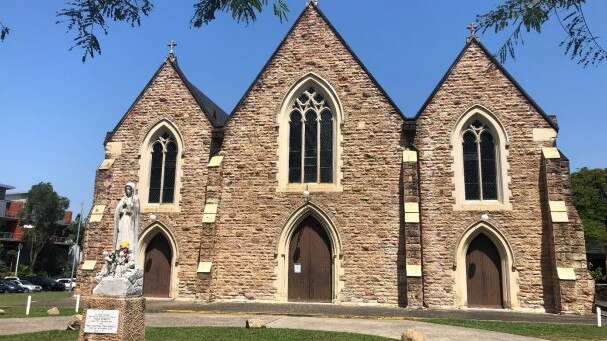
(104, 57, 227, 144)
(223, 2, 405, 126)
(412, 37, 558, 131)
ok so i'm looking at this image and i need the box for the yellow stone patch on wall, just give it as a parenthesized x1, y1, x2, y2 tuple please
(202, 203, 218, 223)
(98, 159, 115, 170)
(532, 128, 557, 142)
(88, 205, 106, 223)
(197, 262, 213, 273)
(557, 267, 576, 281)
(404, 202, 420, 223)
(402, 150, 417, 163)
(406, 264, 422, 277)
(81, 260, 97, 271)
(549, 201, 569, 222)
(105, 142, 123, 156)
(208, 155, 224, 168)
(542, 147, 561, 159)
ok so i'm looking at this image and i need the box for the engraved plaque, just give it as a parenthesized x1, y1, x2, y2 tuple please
(84, 309, 120, 334)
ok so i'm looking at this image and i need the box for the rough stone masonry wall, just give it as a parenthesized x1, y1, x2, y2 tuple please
(212, 7, 406, 304)
(541, 154, 594, 313)
(78, 62, 214, 298)
(415, 42, 567, 310)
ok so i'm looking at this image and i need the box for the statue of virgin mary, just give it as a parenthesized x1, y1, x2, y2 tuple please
(114, 182, 140, 257)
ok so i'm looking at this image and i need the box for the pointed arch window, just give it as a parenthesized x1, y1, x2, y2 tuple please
(462, 120, 498, 201)
(149, 132, 177, 203)
(288, 87, 334, 184)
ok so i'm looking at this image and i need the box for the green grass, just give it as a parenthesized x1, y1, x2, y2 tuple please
(0, 291, 72, 306)
(0, 306, 76, 318)
(426, 318, 607, 341)
(0, 291, 76, 318)
(0, 327, 393, 341)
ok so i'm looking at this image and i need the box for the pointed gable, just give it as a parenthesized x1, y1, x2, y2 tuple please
(105, 58, 227, 144)
(225, 2, 404, 126)
(415, 38, 558, 131)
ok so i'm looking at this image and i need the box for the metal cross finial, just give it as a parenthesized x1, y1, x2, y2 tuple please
(467, 22, 478, 42)
(167, 40, 177, 55)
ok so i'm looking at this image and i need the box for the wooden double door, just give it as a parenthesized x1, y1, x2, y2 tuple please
(143, 233, 172, 297)
(466, 233, 503, 308)
(288, 217, 332, 302)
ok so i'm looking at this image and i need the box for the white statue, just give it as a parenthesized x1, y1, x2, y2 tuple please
(114, 182, 140, 257)
(94, 182, 143, 295)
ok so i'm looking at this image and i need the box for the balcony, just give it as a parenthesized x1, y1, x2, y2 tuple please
(51, 236, 74, 245)
(0, 231, 24, 241)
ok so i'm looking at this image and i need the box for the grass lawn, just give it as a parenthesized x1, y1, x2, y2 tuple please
(0, 291, 72, 306)
(426, 318, 607, 341)
(0, 291, 76, 318)
(0, 306, 76, 318)
(0, 327, 394, 341)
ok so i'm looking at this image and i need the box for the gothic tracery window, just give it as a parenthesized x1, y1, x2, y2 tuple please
(462, 120, 498, 201)
(149, 132, 177, 203)
(288, 87, 333, 184)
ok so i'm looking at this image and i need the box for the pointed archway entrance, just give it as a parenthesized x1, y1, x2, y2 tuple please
(288, 216, 332, 302)
(466, 233, 503, 308)
(143, 233, 172, 297)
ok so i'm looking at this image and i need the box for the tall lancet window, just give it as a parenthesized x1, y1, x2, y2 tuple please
(288, 87, 334, 183)
(149, 132, 177, 203)
(462, 120, 498, 200)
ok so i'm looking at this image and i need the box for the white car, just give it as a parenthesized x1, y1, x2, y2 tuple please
(56, 278, 76, 290)
(15, 280, 42, 292)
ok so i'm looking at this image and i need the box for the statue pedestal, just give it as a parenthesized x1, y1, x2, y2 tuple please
(78, 295, 145, 341)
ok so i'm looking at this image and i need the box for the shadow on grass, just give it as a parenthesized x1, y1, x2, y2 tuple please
(0, 327, 393, 341)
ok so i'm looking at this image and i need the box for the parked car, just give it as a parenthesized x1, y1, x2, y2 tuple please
(56, 278, 76, 290)
(21, 276, 64, 291)
(0, 282, 6, 293)
(15, 280, 42, 292)
(0, 280, 25, 293)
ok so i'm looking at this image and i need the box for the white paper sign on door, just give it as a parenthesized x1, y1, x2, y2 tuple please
(294, 263, 301, 273)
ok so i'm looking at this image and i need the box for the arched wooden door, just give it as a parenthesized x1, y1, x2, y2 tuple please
(143, 233, 172, 297)
(466, 233, 503, 308)
(288, 217, 332, 302)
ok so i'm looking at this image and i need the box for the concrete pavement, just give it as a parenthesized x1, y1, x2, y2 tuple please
(0, 312, 546, 341)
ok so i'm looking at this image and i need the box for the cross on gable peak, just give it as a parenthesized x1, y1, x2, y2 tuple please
(467, 22, 478, 42)
(167, 40, 177, 54)
(167, 39, 178, 63)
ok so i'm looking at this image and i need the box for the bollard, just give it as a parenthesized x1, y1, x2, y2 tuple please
(598, 306, 602, 327)
(26, 295, 31, 315)
(75, 294, 80, 313)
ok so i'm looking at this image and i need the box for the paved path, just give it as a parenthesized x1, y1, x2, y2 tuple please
(0, 312, 545, 341)
(146, 300, 596, 325)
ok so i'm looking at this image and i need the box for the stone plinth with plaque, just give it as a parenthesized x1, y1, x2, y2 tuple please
(79, 296, 145, 341)
(79, 183, 145, 341)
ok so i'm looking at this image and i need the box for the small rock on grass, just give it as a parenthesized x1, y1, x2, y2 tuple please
(401, 328, 424, 341)
(47, 307, 60, 316)
(67, 314, 83, 331)
(246, 319, 266, 329)
(0, 309, 5, 315)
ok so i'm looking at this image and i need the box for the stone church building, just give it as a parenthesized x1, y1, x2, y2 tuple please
(79, 3, 594, 313)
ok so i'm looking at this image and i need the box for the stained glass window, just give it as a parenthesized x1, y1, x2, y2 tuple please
(148, 132, 177, 203)
(288, 87, 333, 184)
(462, 120, 498, 201)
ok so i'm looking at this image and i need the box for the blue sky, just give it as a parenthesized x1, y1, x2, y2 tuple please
(0, 1, 605, 213)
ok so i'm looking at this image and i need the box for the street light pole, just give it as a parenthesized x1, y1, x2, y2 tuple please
(14, 243, 23, 277)
(69, 202, 84, 292)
